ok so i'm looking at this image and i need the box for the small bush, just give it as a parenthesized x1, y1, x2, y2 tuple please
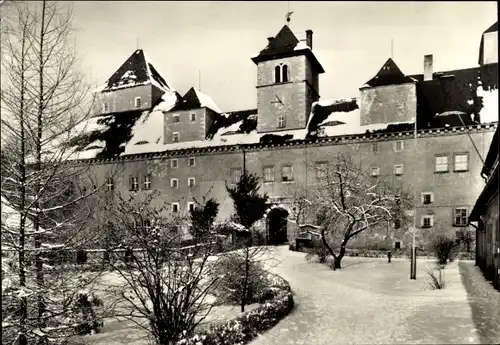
(425, 266, 446, 290)
(213, 253, 269, 305)
(177, 274, 294, 345)
(432, 235, 457, 265)
(305, 244, 330, 263)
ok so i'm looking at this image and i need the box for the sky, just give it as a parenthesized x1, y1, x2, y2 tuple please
(71, 1, 498, 112)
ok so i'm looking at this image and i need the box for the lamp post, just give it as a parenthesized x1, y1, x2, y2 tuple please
(410, 118, 418, 280)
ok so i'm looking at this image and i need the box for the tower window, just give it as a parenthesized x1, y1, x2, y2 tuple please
(173, 114, 180, 123)
(275, 66, 281, 83)
(134, 97, 142, 108)
(282, 65, 289, 82)
(278, 116, 286, 128)
(103, 102, 109, 113)
(190, 113, 196, 122)
(172, 132, 179, 142)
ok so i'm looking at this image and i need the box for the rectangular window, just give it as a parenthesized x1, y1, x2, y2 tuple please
(453, 208, 468, 226)
(173, 114, 180, 123)
(394, 141, 404, 152)
(394, 219, 401, 229)
(188, 202, 195, 212)
(454, 153, 469, 172)
(171, 178, 179, 189)
(394, 241, 401, 249)
(190, 113, 196, 122)
(106, 177, 114, 191)
(278, 116, 286, 128)
(171, 159, 178, 168)
(134, 97, 142, 108)
(188, 157, 196, 167)
(129, 176, 139, 191)
(372, 142, 379, 153)
(263, 166, 275, 182)
(371, 166, 380, 177)
(171, 203, 179, 213)
(435, 155, 449, 172)
(188, 177, 196, 187)
(421, 192, 434, 205)
(143, 174, 152, 190)
(103, 103, 109, 113)
(230, 168, 242, 184)
(421, 215, 434, 228)
(394, 164, 404, 176)
(172, 132, 179, 142)
(281, 165, 293, 182)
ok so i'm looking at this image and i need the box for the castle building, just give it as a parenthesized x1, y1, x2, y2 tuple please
(69, 22, 499, 248)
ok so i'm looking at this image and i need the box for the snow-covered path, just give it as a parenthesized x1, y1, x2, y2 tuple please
(252, 246, 480, 345)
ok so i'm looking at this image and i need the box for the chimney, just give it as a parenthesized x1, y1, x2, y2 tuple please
(267, 37, 274, 44)
(306, 30, 313, 50)
(424, 54, 433, 81)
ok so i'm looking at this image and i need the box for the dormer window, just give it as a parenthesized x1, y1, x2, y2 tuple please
(103, 102, 109, 113)
(134, 97, 142, 108)
(274, 64, 289, 83)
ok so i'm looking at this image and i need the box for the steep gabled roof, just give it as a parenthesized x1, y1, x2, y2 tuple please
(479, 21, 498, 65)
(98, 49, 174, 93)
(251, 25, 325, 73)
(170, 87, 221, 113)
(484, 21, 498, 34)
(362, 58, 416, 88)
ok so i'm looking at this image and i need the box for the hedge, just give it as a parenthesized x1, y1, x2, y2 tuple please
(176, 273, 294, 345)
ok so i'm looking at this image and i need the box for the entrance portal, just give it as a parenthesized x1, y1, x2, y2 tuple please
(267, 207, 289, 245)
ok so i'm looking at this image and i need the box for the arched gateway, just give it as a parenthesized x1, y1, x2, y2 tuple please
(264, 204, 291, 245)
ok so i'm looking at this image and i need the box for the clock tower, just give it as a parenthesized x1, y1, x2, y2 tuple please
(251, 25, 324, 133)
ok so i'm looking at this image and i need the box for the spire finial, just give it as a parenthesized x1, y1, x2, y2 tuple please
(285, 1, 293, 26)
(136, 37, 139, 50)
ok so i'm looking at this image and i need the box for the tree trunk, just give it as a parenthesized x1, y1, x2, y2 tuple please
(241, 240, 250, 313)
(333, 245, 346, 270)
(320, 227, 336, 258)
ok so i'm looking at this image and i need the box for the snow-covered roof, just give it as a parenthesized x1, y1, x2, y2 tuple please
(97, 49, 174, 94)
(193, 88, 221, 113)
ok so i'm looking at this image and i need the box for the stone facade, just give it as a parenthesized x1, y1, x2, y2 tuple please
(360, 83, 417, 126)
(256, 55, 319, 133)
(163, 108, 217, 144)
(86, 125, 496, 248)
(94, 84, 163, 115)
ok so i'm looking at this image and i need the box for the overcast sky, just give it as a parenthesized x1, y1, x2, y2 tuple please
(72, 1, 497, 112)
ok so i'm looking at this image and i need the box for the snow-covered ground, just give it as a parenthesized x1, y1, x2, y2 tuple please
(250, 246, 480, 345)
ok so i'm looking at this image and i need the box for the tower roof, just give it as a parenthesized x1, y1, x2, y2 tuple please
(170, 87, 221, 113)
(361, 58, 416, 88)
(98, 49, 174, 93)
(478, 21, 498, 65)
(251, 25, 325, 73)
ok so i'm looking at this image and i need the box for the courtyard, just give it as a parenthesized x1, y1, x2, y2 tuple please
(75, 245, 497, 345)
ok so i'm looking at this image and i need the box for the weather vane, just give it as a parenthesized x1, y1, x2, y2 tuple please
(285, 1, 293, 25)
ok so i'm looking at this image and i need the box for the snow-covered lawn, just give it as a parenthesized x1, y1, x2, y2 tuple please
(250, 246, 481, 345)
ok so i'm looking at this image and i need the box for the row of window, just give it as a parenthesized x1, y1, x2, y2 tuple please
(172, 113, 197, 123)
(393, 207, 469, 229)
(371, 141, 404, 153)
(102, 97, 142, 113)
(228, 166, 295, 184)
(170, 177, 196, 188)
(274, 64, 289, 84)
(419, 208, 469, 228)
(435, 153, 469, 172)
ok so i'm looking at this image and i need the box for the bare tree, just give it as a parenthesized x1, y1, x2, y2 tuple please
(298, 153, 411, 270)
(102, 191, 223, 345)
(1, 1, 117, 343)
